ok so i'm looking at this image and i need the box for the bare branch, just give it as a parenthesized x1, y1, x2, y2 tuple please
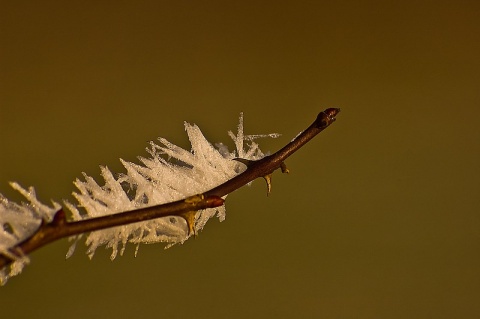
(0, 108, 340, 270)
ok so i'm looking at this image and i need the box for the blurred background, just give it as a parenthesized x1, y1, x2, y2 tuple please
(1, 1, 479, 318)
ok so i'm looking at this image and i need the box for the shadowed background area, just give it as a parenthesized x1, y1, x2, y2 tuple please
(1, 1, 479, 318)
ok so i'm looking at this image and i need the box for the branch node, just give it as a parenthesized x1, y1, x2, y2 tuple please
(180, 194, 225, 236)
(204, 195, 225, 208)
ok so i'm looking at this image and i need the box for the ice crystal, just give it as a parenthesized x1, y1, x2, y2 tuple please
(0, 183, 60, 285)
(0, 113, 277, 284)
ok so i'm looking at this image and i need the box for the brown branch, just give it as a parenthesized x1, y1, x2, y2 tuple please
(0, 108, 340, 270)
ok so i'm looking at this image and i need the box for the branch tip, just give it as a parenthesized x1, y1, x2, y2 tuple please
(315, 108, 340, 128)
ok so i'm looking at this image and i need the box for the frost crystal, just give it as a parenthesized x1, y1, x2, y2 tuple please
(0, 113, 277, 284)
(0, 183, 60, 285)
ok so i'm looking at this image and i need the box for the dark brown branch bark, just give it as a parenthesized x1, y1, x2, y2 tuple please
(0, 108, 340, 270)
(205, 108, 340, 198)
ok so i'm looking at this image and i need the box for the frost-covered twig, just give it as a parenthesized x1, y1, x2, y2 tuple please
(0, 108, 339, 284)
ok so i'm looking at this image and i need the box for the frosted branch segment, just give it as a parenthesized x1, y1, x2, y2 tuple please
(0, 113, 278, 284)
(70, 113, 277, 259)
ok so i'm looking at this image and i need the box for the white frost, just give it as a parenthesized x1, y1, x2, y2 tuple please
(0, 113, 277, 285)
(0, 183, 60, 285)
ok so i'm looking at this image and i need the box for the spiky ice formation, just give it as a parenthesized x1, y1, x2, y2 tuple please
(0, 113, 278, 284)
(0, 183, 61, 285)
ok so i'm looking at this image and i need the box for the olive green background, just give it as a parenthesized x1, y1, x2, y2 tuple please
(1, 1, 479, 318)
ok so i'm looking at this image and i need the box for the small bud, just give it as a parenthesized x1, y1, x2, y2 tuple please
(315, 108, 340, 128)
(204, 195, 225, 208)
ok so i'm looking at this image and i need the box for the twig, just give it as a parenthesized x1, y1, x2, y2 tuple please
(0, 108, 340, 269)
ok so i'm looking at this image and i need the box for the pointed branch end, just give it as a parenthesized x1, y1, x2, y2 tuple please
(315, 108, 340, 128)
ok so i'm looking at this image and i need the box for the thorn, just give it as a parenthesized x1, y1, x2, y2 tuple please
(52, 208, 67, 226)
(280, 162, 290, 174)
(263, 174, 272, 196)
(180, 211, 197, 237)
(182, 195, 203, 237)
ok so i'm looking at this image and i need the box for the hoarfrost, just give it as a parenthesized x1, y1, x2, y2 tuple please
(0, 113, 277, 284)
